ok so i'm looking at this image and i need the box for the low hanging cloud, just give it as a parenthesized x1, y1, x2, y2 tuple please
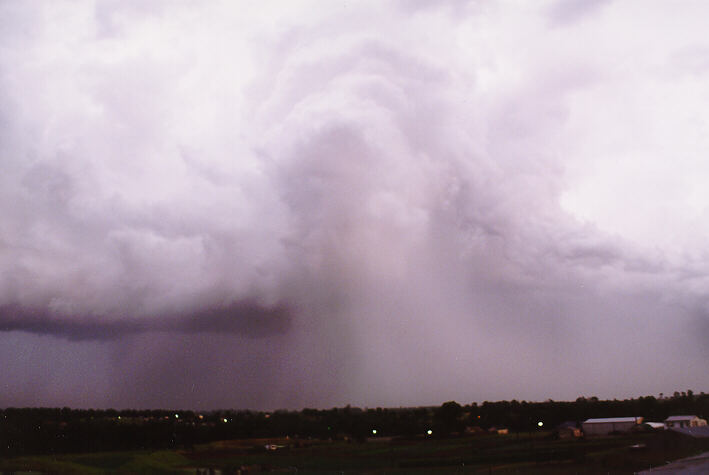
(1, 0, 709, 409)
(0, 300, 292, 340)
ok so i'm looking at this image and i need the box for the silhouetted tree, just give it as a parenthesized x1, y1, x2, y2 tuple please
(434, 401, 463, 436)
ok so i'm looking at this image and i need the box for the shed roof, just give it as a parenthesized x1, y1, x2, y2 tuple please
(583, 417, 638, 424)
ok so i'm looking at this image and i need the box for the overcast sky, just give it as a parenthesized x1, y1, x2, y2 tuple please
(2, 0, 709, 410)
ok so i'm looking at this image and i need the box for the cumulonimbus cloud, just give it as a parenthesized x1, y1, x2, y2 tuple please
(1, 0, 709, 409)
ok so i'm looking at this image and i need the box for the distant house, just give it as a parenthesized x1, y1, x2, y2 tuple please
(664, 415, 708, 428)
(582, 417, 642, 435)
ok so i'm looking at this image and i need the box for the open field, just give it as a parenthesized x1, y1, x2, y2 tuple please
(2, 430, 708, 474)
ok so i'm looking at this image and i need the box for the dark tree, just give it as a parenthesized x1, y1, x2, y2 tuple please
(434, 401, 463, 436)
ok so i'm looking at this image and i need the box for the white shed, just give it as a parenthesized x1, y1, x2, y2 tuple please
(664, 415, 708, 428)
(582, 417, 642, 435)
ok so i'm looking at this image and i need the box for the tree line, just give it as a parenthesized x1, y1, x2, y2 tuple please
(1, 390, 707, 457)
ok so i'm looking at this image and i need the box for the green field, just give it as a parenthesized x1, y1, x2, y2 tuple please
(1, 430, 706, 474)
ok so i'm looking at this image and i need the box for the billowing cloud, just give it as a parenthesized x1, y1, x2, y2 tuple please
(1, 0, 709, 410)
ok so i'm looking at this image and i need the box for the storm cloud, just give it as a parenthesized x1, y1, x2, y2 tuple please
(1, 0, 709, 410)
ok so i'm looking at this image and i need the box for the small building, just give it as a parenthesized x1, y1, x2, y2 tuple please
(664, 415, 708, 429)
(582, 417, 642, 435)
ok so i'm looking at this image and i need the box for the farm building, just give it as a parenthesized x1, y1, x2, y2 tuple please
(582, 417, 642, 435)
(664, 415, 708, 428)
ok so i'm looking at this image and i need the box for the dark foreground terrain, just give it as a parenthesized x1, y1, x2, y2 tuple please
(2, 393, 708, 473)
(2, 429, 708, 474)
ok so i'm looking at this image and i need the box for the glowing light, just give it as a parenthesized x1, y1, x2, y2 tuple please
(223, 418, 228, 423)
(537, 421, 543, 427)
(372, 429, 377, 435)
(175, 414, 179, 419)
(427, 429, 433, 435)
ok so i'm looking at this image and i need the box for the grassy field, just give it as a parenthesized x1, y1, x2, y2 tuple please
(1, 430, 706, 474)
(0, 449, 195, 474)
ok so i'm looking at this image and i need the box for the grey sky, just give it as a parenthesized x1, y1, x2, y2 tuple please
(1, 0, 708, 410)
